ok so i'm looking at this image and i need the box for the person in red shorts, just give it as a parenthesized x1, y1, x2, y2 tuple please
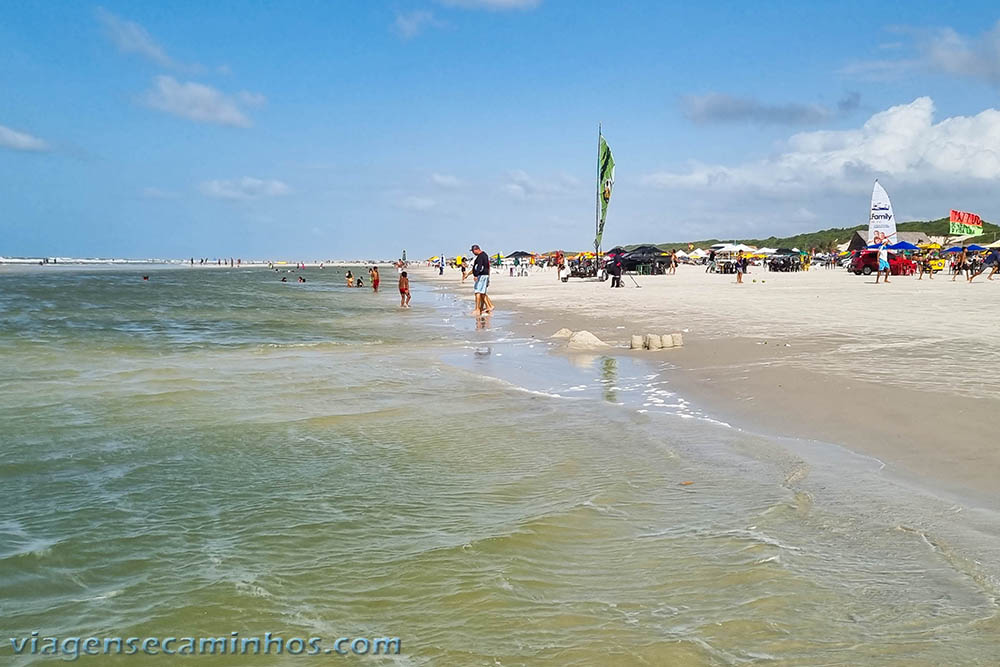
(398, 271, 411, 308)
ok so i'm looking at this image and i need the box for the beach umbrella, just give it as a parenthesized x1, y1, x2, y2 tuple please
(919, 242, 941, 249)
(965, 244, 986, 251)
(944, 247, 963, 253)
(986, 240, 1000, 248)
(889, 241, 919, 250)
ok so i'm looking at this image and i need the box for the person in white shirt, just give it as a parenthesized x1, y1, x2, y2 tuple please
(875, 241, 891, 284)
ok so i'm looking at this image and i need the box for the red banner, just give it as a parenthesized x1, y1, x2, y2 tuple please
(950, 209, 982, 227)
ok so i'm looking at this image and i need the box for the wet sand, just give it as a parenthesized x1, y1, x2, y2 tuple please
(413, 264, 1000, 509)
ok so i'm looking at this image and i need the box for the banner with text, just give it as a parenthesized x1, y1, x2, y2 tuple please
(949, 209, 983, 236)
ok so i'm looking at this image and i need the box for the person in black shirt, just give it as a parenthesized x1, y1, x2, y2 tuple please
(463, 244, 493, 316)
(608, 254, 623, 288)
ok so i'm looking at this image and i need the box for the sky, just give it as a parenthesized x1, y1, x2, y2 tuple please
(4, 0, 1000, 258)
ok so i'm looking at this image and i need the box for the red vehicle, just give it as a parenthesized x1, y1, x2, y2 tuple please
(850, 250, 916, 276)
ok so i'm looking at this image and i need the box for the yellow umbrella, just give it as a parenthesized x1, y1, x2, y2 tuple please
(919, 242, 941, 249)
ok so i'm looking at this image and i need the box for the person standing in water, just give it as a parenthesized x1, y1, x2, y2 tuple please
(398, 271, 411, 307)
(463, 244, 491, 317)
(371, 266, 380, 292)
(346, 270, 354, 287)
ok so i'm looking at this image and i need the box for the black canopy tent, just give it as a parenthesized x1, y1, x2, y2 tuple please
(621, 245, 668, 272)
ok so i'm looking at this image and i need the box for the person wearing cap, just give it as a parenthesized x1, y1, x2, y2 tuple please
(463, 244, 492, 316)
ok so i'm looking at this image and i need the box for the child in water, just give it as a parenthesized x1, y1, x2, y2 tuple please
(398, 271, 411, 308)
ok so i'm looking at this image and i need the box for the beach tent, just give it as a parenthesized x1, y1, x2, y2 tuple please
(623, 246, 668, 261)
(966, 244, 987, 251)
(757, 247, 777, 255)
(944, 247, 963, 253)
(689, 248, 708, 258)
(919, 242, 941, 249)
(507, 250, 533, 259)
(674, 249, 689, 258)
(889, 241, 919, 250)
(986, 240, 1000, 248)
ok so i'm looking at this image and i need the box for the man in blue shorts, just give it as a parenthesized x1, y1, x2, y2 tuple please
(875, 240, 891, 284)
(463, 244, 492, 316)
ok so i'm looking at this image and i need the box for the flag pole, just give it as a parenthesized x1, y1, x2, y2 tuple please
(595, 122, 601, 277)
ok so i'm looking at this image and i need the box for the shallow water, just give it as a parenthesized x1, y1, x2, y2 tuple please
(2, 267, 999, 665)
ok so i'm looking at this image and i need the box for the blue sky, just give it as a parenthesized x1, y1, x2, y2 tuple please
(3, 0, 1000, 258)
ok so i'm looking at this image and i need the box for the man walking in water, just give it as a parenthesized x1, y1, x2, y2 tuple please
(463, 244, 491, 317)
(398, 271, 411, 307)
(875, 240, 891, 284)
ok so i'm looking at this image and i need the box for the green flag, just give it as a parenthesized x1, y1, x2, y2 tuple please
(595, 135, 615, 249)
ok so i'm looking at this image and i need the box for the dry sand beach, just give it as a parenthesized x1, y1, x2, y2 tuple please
(415, 263, 1000, 508)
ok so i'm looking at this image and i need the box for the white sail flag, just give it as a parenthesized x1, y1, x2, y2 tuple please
(868, 180, 897, 245)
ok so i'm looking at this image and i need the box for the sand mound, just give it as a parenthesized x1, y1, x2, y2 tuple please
(550, 328, 574, 339)
(567, 330, 609, 350)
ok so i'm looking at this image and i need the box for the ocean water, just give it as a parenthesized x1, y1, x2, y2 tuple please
(2, 266, 1000, 665)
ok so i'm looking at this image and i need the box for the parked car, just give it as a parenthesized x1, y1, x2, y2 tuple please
(850, 250, 916, 276)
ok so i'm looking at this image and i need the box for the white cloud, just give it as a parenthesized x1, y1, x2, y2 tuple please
(681, 93, 861, 125)
(393, 10, 444, 39)
(682, 94, 830, 125)
(200, 177, 290, 200)
(437, 0, 541, 9)
(431, 173, 462, 187)
(237, 91, 267, 107)
(0, 124, 49, 152)
(844, 21, 1000, 87)
(502, 169, 579, 199)
(96, 7, 173, 67)
(398, 196, 436, 211)
(143, 76, 263, 127)
(644, 97, 1000, 193)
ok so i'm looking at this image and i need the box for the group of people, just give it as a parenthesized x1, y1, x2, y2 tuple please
(950, 247, 1000, 282)
(191, 257, 242, 266)
(344, 266, 381, 291)
(339, 265, 412, 307)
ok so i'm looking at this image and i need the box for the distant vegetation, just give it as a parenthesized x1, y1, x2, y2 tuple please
(621, 218, 1000, 253)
